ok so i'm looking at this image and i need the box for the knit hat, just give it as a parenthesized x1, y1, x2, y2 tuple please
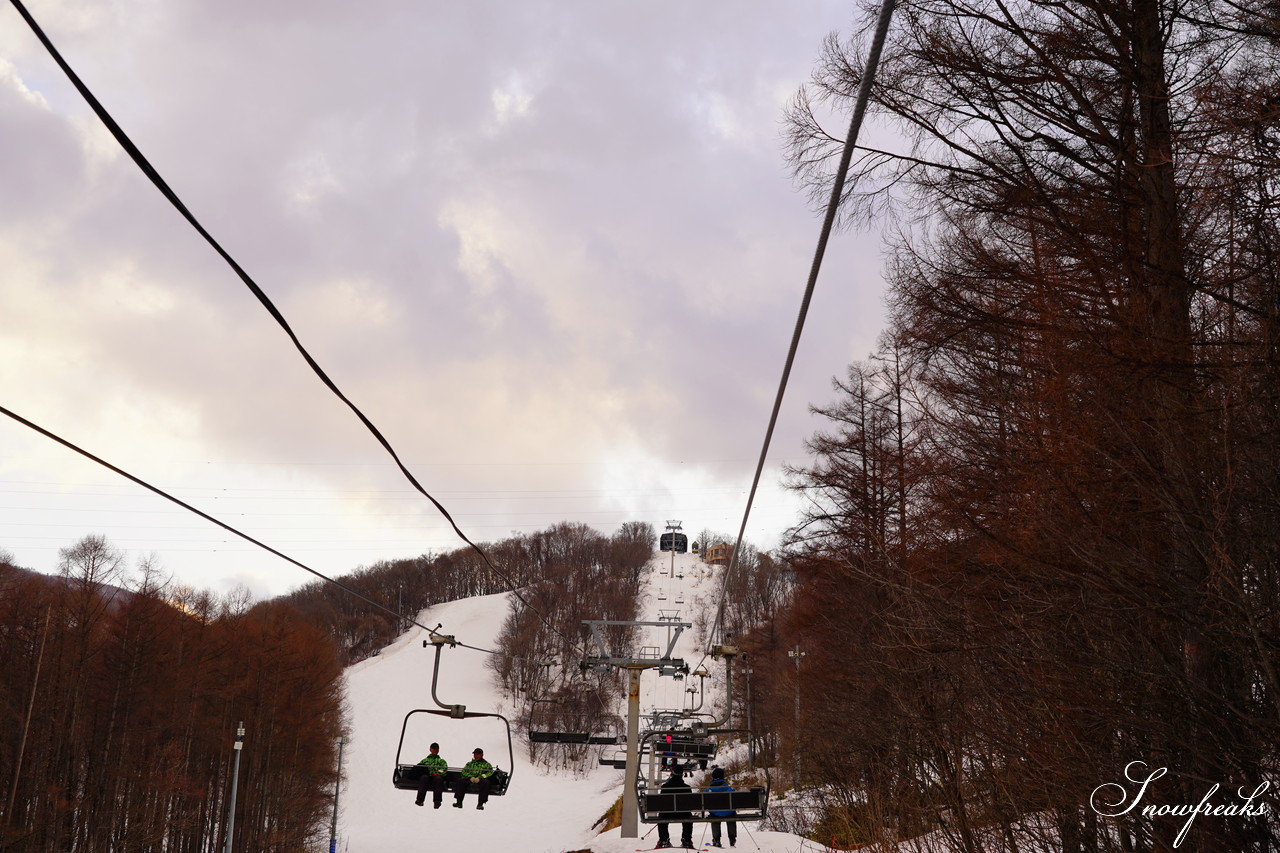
(711, 767, 725, 780)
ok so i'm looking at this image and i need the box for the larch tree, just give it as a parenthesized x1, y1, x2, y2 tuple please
(783, 1, 1280, 851)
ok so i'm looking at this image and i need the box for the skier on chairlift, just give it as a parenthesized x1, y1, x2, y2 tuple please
(453, 748, 495, 810)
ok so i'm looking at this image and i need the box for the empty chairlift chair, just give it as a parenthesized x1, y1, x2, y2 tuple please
(527, 700, 620, 745)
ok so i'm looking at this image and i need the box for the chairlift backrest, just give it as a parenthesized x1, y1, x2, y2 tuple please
(638, 787, 770, 823)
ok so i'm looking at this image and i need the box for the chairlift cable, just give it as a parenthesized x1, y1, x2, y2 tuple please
(0, 404, 427, 629)
(706, 0, 899, 656)
(10, 0, 584, 656)
(0, 404, 563, 671)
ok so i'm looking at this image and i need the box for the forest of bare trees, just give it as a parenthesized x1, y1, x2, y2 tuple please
(488, 522, 652, 770)
(760, 0, 1280, 850)
(0, 536, 345, 853)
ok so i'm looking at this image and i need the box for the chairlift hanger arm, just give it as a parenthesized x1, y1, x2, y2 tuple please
(424, 630, 466, 715)
(701, 645, 737, 728)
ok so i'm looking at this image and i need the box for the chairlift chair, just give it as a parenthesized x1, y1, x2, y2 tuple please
(391, 628, 515, 796)
(598, 744, 630, 769)
(391, 708, 514, 796)
(638, 728, 770, 824)
(528, 702, 621, 745)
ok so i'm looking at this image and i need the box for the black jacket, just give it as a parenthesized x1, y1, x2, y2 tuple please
(659, 774, 693, 819)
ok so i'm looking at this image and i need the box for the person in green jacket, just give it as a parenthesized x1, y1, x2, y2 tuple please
(414, 742, 449, 808)
(453, 747, 494, 810)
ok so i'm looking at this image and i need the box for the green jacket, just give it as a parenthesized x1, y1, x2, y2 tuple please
(460, 758, 494, 780)
(417, 754, 448, 776)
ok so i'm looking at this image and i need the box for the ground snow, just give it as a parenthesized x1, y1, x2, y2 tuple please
(340, 551, 832, 853)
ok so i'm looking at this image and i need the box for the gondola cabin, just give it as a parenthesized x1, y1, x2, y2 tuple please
(659, 532, 688, 553)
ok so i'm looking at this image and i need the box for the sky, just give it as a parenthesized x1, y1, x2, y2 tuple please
(0, 0, 890, 600)
(342, 550, 839, 853)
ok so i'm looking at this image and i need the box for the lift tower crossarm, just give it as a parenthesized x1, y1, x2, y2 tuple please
(581, 619, 692, 667)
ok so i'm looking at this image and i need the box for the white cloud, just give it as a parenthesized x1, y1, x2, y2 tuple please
(491, 72, 535, 126)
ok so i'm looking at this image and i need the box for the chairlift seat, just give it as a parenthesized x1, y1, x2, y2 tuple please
(529, 730, 590, 744)
(638, 787, 769, 823)
(659, 739, 717, 759)
(598, 745, 629, 768)
(588, 734, 620, 745)
(527, 705, 620, 746)
(392, 764, 511, 797)
(529, 731, 620, 745)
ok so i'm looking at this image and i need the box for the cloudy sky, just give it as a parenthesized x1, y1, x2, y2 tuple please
(0, 0, 888, 600)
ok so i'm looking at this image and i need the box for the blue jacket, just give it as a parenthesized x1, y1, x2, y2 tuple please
(706, 779, 735, 818)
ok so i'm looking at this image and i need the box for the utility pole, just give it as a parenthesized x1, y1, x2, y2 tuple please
(743, 658, 755, 769)
(223, 722, 245, 853)
(329, 736, 348, 853)
(6, 607, 50, 828)
(788, 646, 805, 785)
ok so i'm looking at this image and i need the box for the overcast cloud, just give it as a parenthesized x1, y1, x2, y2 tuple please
(0, 0, 887, 599)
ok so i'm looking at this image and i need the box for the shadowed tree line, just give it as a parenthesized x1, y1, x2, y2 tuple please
(749, 0, 1280, 850)
(280, 542, 515, 666)
(696, 539, 795, 777)
(280, 521, 659, 671)
(0, 536, 344, 853)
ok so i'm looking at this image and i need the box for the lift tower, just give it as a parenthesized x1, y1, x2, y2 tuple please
(581, 619, 692, 838)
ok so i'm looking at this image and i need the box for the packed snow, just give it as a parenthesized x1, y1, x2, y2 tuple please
(339, 551, 834, 853)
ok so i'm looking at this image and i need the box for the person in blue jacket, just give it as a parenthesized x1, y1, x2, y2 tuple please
(705, 767, 737, 848)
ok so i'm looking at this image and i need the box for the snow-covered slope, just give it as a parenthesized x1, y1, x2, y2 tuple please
(340, 550, 828, 853)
